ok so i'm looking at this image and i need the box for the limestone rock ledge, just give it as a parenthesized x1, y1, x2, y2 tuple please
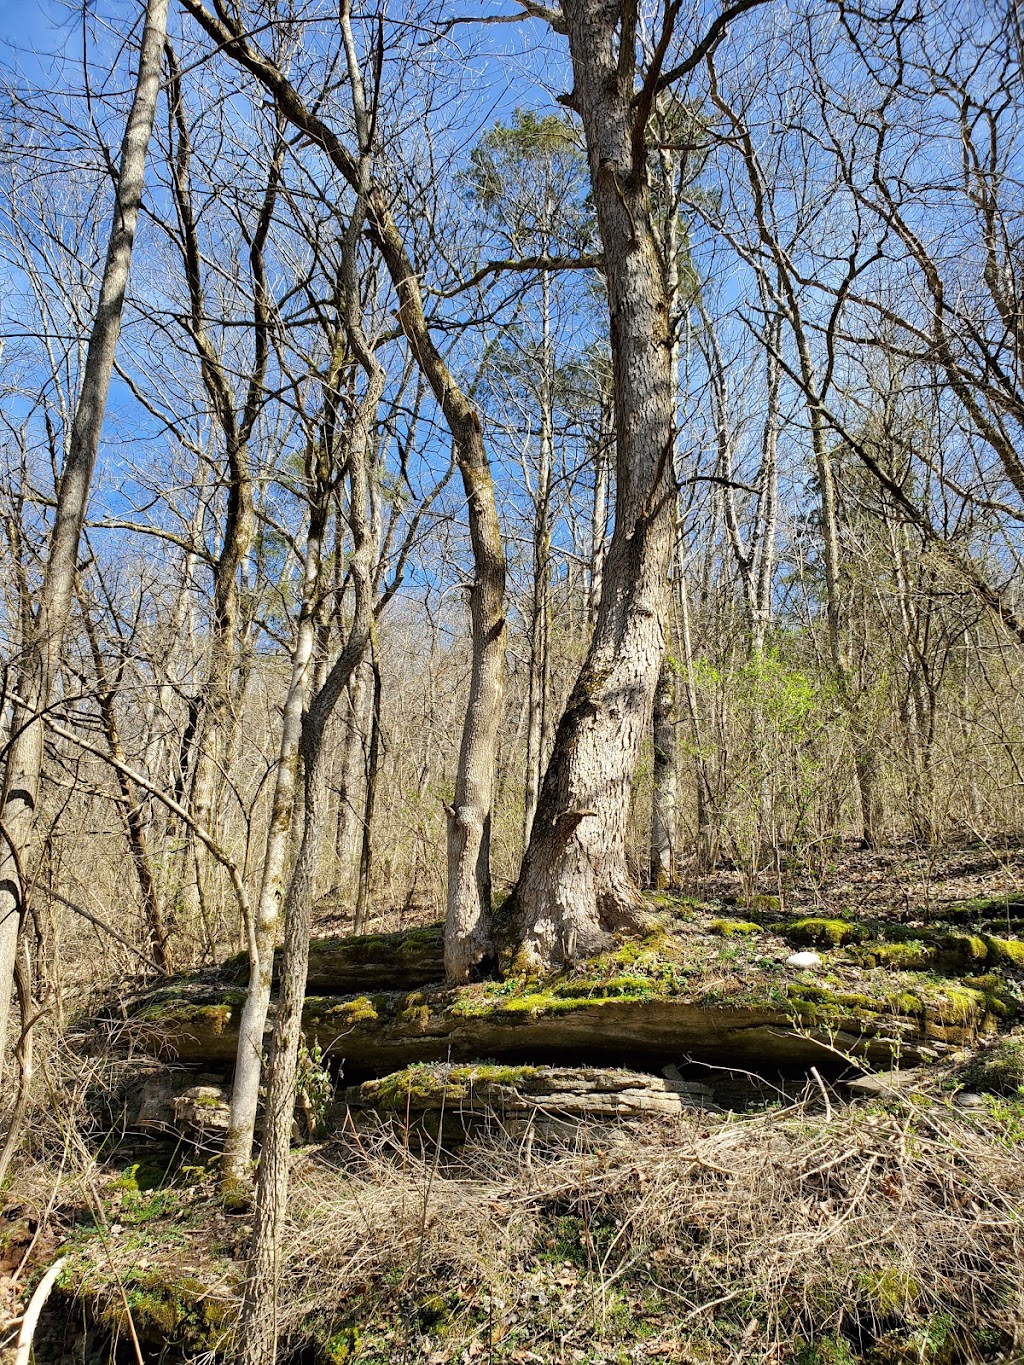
(124, 967, 1008, 1073)
(345, 1063, 716, 1120)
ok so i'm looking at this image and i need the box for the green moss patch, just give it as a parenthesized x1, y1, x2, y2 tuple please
(709, 919, 763, 937)
(786, 918, 865, 948)
(357, 1062, 541, 1111)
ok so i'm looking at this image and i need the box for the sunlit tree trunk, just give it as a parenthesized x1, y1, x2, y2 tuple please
(523, 267, 555, 845)
(0, 0, 168, 1073)
(506, 0, 677, 968)
(236, 90, 385, 1352)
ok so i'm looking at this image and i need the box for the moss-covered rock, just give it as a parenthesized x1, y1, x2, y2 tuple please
(68, 1262, 237, 1357)
(786, 918, 865, 948)
(224, 922, 444, 994)
(709, 919, 763, 937)
(847, 941, 937, 971)
(348, 1062, 713, 1119)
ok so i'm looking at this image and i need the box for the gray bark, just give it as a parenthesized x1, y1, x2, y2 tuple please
(0, 0, 168, 1072)
(506, 0, 677, 969)
(219, 457, 328, 1190)
(649, 658, 677, 889)
(236, 87, 384, 1352)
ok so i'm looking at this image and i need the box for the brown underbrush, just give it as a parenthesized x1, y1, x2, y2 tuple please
(8, 1076, 1024, 1364)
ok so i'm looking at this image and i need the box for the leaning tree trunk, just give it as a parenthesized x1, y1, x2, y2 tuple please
(236, 126, 383, 1361)
(504, 0, 677, 970)
(0, 0, 168, 1073)
(219, 464, 329, 1192)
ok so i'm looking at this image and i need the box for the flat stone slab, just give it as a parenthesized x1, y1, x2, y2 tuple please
(223, 923, 444, 994)
(345, 1063, 716, 1119)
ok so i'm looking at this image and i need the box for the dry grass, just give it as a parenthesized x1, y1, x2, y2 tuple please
(6, 1076, 1024, 1363)
(269, 1090, 1024, 1364)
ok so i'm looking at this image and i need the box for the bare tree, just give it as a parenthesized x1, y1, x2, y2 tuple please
(0, 0, 169, 1072)
(506, 0, 768, 968)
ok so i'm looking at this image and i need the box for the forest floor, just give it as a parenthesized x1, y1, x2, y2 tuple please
(681, 835, 1024, 923)
(3, 838, 1024, 1365)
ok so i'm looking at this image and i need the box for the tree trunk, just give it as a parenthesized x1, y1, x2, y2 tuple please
(523, 269, 555, 846)
(219, 472, 328, 1191)
(353, 648, 382, 935)
(333, 653, 371, 900)
(649, 657, 677, 889)
(174, 0, 508, 986)
(504, 0, 676, 969)
(0, 0, 168, 1072)
(236, 118, 382, 1355)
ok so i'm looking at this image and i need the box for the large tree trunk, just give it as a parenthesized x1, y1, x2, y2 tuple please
(504, 0, 676, 970)
(0, 0, 168, 1073)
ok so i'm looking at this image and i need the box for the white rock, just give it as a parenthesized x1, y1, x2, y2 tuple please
(786, 950, 823, 970)
(954, 1091, 987, 1110)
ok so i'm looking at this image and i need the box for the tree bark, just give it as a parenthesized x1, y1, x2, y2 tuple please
(523, 268, 555, 846)
(219, 451, 329, 1191)
(649, 657, 677, 889)
(235, 109, 383, 1356)
(0, 0, 168, 1072)
(504, 0, 676, 969)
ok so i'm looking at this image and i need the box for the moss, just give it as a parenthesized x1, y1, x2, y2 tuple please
(849, 941, 937, 971)
(550, 974, 655, 1000)
(192, 1091, 225, 1110)
(397, 998, 430, 1027)
(929, 984, 987, 1024)
(787, 918, 864, 948)
(359, 1062, 539, 1111)
(747, 893, 782, 915)
(787, 981, 946, 1025)
(787, 983, 876, 1024)
(139, 1001, 234, 1035)
(709, 919, 763, 937)
(101, 1268, 234, 1354)
(855, 1266, 920, 1315)
(396, 923, 444, 953)
(493, 989, 649, 1015)
(324, 1326, 362, 1361)
(889, 992, 925, 1016)
(306, 994, 379, 1026)
(608, 928, 670, 967)
(936, 934, 989, 970)
(982, 935, 1024, 968)
(794, 1343, 857, 1365)
(960, 973, 1018, 1020)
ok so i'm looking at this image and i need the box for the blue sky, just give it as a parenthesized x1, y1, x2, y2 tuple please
(0, 0, 74, 68)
